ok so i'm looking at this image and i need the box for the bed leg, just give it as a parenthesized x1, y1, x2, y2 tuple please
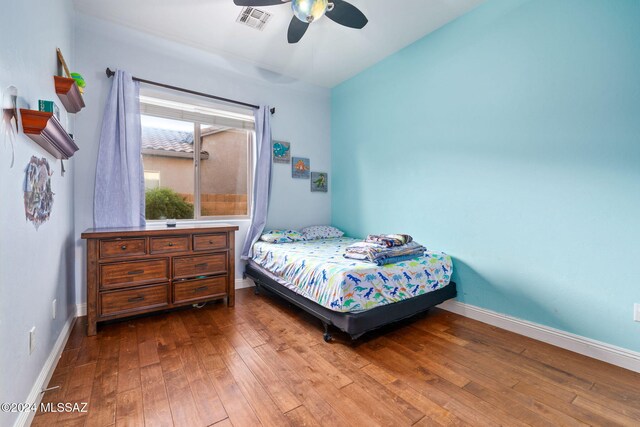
(322, 322, 332, 343)
(253, 284, 260, 295)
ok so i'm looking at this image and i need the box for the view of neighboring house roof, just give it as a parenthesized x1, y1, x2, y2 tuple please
(141, 126, 210, 159)
(142, 127, 194, 154)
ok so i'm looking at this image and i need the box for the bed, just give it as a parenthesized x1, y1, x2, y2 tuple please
(245, 237, 457, 341)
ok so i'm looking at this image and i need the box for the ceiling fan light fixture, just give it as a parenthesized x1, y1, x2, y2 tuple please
(291, 0, 328, 23)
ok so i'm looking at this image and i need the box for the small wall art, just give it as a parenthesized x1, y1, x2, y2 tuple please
(292, 157, 310, 179)
(24, 156, 54, 230)
(311, 172, 328, 192)
(272, 140, 290, 164)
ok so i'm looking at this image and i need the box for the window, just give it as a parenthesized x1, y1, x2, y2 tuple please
(140, 93, 254, 221)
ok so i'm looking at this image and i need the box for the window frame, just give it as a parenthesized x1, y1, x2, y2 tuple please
(140, 93, 255, 223)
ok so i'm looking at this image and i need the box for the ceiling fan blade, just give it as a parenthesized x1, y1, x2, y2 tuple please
(233, 0, 289, 6)
(325, 0, 368, 29)
(287, 16, 309, 43)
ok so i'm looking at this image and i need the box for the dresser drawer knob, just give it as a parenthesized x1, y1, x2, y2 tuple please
(121, 245, 127, 250)
(128, 296, 145, 302)
(127, 269, 144, 275)
(195, 263, 208, 268)
(209, 240, 214, 244)
(168, 242, 174, 247)
(194, 286, 209, 293)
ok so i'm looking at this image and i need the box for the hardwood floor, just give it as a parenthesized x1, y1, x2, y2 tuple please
(32, 288, 640, 426)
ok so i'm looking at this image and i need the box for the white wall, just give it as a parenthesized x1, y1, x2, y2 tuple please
(0, 1, 76, 426)
(73, 14, 331, 306)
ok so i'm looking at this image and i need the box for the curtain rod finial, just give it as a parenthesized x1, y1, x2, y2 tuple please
(105, 67, 115, 78)
(270, 107, 276, 115)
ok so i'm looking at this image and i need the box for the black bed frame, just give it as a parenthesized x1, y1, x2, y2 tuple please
(245, 263, 457, 342)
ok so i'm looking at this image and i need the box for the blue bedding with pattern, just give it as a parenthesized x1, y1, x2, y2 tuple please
(251, 237, 453, 313)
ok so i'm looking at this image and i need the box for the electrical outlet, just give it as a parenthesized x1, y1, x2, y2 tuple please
(52, 299, 57, 320)
(634, 303, 640, 322)
(29, 327, 36, 355)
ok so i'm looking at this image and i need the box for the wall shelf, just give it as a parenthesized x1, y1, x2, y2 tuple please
(54, 76, 85, 113)
(20, 109, 79, 159)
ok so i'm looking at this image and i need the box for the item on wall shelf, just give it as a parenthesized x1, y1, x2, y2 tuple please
(20, 109, 79, 159)
(56, 48, 72, 78)
(292, 156, 310, 178)
(55, 48, 85, 113)
(39, 100, 60, 120)
(272, 140, 291, 163)
(311, 172, 328, 192)
(70, 73, 86, 94)
(23, 156, 54, 230)
(2, 86, 18, 168)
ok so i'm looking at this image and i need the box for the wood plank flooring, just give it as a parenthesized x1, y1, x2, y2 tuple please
(32, 288, 640, 426)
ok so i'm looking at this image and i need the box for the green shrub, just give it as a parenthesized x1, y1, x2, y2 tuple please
(145, 187, 194, 220)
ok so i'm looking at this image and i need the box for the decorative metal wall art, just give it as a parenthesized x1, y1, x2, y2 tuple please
(24, 156, 54, 230)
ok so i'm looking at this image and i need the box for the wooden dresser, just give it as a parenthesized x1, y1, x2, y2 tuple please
(81, 224, 238, 336)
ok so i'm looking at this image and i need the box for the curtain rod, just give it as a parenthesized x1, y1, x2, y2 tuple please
(105, 68, 275, 115)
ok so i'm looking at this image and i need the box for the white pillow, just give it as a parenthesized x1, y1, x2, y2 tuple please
(301, 225, 344, 240)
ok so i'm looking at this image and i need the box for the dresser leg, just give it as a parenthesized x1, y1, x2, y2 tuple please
(86, 238, 98, 336)
(228, 294, 235, 307)
(87, 320, 97, 336)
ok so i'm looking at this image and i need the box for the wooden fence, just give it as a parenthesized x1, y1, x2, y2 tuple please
(180, 193, 248, 216)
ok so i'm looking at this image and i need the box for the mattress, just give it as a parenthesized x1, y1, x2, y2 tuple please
(251, 237, 453, 313)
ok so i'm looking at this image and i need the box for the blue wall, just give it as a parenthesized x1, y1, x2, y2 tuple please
(331, 0, 640, 352)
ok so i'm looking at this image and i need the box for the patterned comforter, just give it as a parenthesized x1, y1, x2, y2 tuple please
(251, 237, 453, 313)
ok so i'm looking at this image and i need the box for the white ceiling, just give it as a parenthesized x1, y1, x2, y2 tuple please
(73, 0, 484, 88)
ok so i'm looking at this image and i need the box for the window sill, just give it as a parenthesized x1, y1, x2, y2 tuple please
(146, 218, 251, 227)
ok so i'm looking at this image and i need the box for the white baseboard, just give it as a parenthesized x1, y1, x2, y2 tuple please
(76, 302, 87, 317)
(437, 300, 640, 373)
(14, 313, 77, 427)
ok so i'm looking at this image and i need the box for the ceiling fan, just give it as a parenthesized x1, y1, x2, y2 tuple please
(233, 0, 368, 43)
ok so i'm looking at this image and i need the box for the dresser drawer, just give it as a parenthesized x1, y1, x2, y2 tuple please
(173, 253, 227, 279)
(173, 276, 227, 304)
(150, 236, 189, 254)
(193, 233, 228, 251)
(100, 284, 169, 317)
(100, 238, 146, 259)
(100, 259, 169, 289)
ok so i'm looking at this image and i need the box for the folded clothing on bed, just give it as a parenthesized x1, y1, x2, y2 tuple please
(370, 253, 425, 266)
(365, 233, 413, 247)
(344, 240, 425, 264)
